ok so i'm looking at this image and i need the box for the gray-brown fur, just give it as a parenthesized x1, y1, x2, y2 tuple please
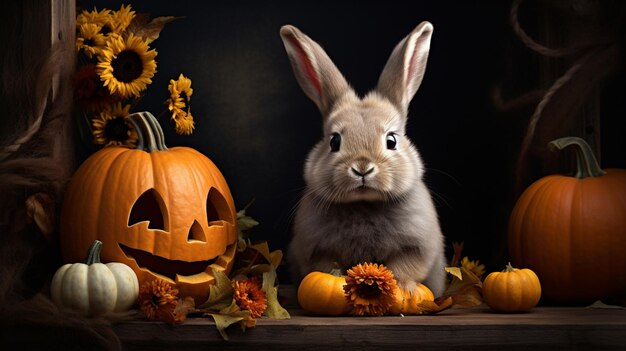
(281, 22, 446, 296)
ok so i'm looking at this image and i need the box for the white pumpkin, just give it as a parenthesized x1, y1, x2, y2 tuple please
(51, 240, 139, 315)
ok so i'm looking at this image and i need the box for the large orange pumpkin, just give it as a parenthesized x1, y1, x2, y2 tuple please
(60, 111, 237, 303)
(508, 136, 626, 302)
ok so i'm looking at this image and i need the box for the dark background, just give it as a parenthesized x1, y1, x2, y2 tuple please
(79, 0, 625, 283)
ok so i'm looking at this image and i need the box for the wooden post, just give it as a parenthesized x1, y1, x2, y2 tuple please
(50, 0, 77, 188)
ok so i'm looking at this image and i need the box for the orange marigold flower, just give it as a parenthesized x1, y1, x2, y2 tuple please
(233, 277, 267, 318)
(137, 279, 179, 321)
(343, 262, 398, 316)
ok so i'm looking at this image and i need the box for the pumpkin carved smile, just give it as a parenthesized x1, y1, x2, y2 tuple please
(119, 244, 218, 281)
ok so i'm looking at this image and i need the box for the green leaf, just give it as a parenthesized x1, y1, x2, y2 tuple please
(208, 313, 244, 341)
(261, 268, 290, 319)
(199, 268, 234, 309)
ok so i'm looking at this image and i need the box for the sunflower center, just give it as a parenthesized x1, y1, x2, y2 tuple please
(112, 50, 144, 83)
(356, 283, 382, 299)
(104, 116, 131, 142)
(101, 25, 112, 36)
(83, 38, 95, 47)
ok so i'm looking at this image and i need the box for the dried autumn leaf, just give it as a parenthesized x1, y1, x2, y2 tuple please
(250, 241, 273, 263)
(587, 300, 626, 309)
(126, 13, 181, 43)
(208, 313, 245, 341)
(451, 285, 483, 308)
(199, 268, 233, 309)
(237, 207, 260, 232)
(444, 267, 462, 280)
(163, 297, 195, 325)
(232, 263, 273, 277)
(450, 241, 464, 267)
(269, 250, 283, 269)
(443, 266, 484, 308)
(261, 268, 290, 319)
(444, 266, 482, 297)
(236, 205, 259, 251)
(415, 296, 453, 314)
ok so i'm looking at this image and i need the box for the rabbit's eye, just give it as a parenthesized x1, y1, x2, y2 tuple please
(330, 132, 341, 152)
(386, 133, 397, 150)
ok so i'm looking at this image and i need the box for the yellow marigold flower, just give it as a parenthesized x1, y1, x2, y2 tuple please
(137, 279, 179, 321)
(233, 277, 267, 318)
(91, 103, 137, 147)
(107, 4, 136, 35)
(76, 23, 106, 59)
(97, 33, 157, 99)
(76, 8, 111, 28)
(343, 262, 398, 316)
(461, 256, 486, 279)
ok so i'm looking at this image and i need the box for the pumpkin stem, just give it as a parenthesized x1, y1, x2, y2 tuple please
(329, 262, 345, 276)
(548, 137, 605, 179)
(85, 240, 103, 265)
(504, 262, 516, 272)
(127, 111, 169, 152)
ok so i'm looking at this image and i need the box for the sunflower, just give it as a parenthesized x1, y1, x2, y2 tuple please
(76, 8, 111, 28)
(232, 277, 268, 318)
(76, 23, 106, 59)
(343, 263, 398, 316)
(167, 74, 195, 135)
(72, 64, 118, 112)
(460, 256, 486, 279)
(91, 103, 137, 147)
(106, 4, 136, 35)
(137, 279, 179, 321)
(97, 33, 157, 99)
(175, 110, 195, 135)
(167, 74, 192, 114)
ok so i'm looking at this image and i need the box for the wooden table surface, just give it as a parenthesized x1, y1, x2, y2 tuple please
(114, 306, 626, 351)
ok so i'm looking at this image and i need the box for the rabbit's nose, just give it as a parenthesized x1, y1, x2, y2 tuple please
(351, 166, 375, 177)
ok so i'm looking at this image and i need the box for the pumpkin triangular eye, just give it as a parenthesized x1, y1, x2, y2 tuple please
(128, 189, 166, 230)
(187, 220, 206, 242)
(207, 187, 234, 225)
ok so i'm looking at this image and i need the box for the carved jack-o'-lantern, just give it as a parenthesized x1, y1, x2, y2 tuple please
(60, 111, 237, 303)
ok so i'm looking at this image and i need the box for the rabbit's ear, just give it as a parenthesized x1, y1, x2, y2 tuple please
(280, 25, 350, 116)
(377, 22, 433, 115)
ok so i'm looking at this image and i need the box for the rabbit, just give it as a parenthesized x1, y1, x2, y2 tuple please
(280, 22, 446, 296)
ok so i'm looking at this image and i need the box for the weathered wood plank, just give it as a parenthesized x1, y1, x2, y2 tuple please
(114, 307, 626, 350)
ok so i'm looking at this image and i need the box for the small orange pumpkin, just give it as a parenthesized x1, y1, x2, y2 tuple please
(297, 270, 351, 316)
(483, 263, 541, 313)
(388, 284, 434, 315)
(508, 136, 626, 302)
(60, 111, 237, 303)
